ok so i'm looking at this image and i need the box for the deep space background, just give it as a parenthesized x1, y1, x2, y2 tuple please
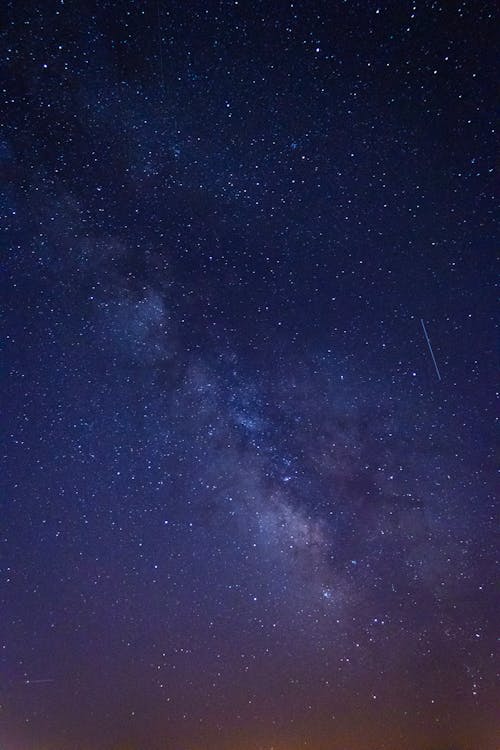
(1, 1, 498, 749)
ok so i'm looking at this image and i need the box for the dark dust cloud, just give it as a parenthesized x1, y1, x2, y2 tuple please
(1, 1, 497, 749)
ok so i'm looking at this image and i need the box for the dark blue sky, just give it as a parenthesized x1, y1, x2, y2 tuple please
(1, 2, 497, 749)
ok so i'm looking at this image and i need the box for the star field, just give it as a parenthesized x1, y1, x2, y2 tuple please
(1, 1, 498, 749)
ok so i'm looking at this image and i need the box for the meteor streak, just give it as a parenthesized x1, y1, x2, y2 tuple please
(420, 318, 442, 381)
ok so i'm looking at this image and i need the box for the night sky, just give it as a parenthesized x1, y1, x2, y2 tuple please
(1, 1, 498, 749)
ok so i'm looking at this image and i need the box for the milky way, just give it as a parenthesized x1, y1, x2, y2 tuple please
(1, 2, 497, 749)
